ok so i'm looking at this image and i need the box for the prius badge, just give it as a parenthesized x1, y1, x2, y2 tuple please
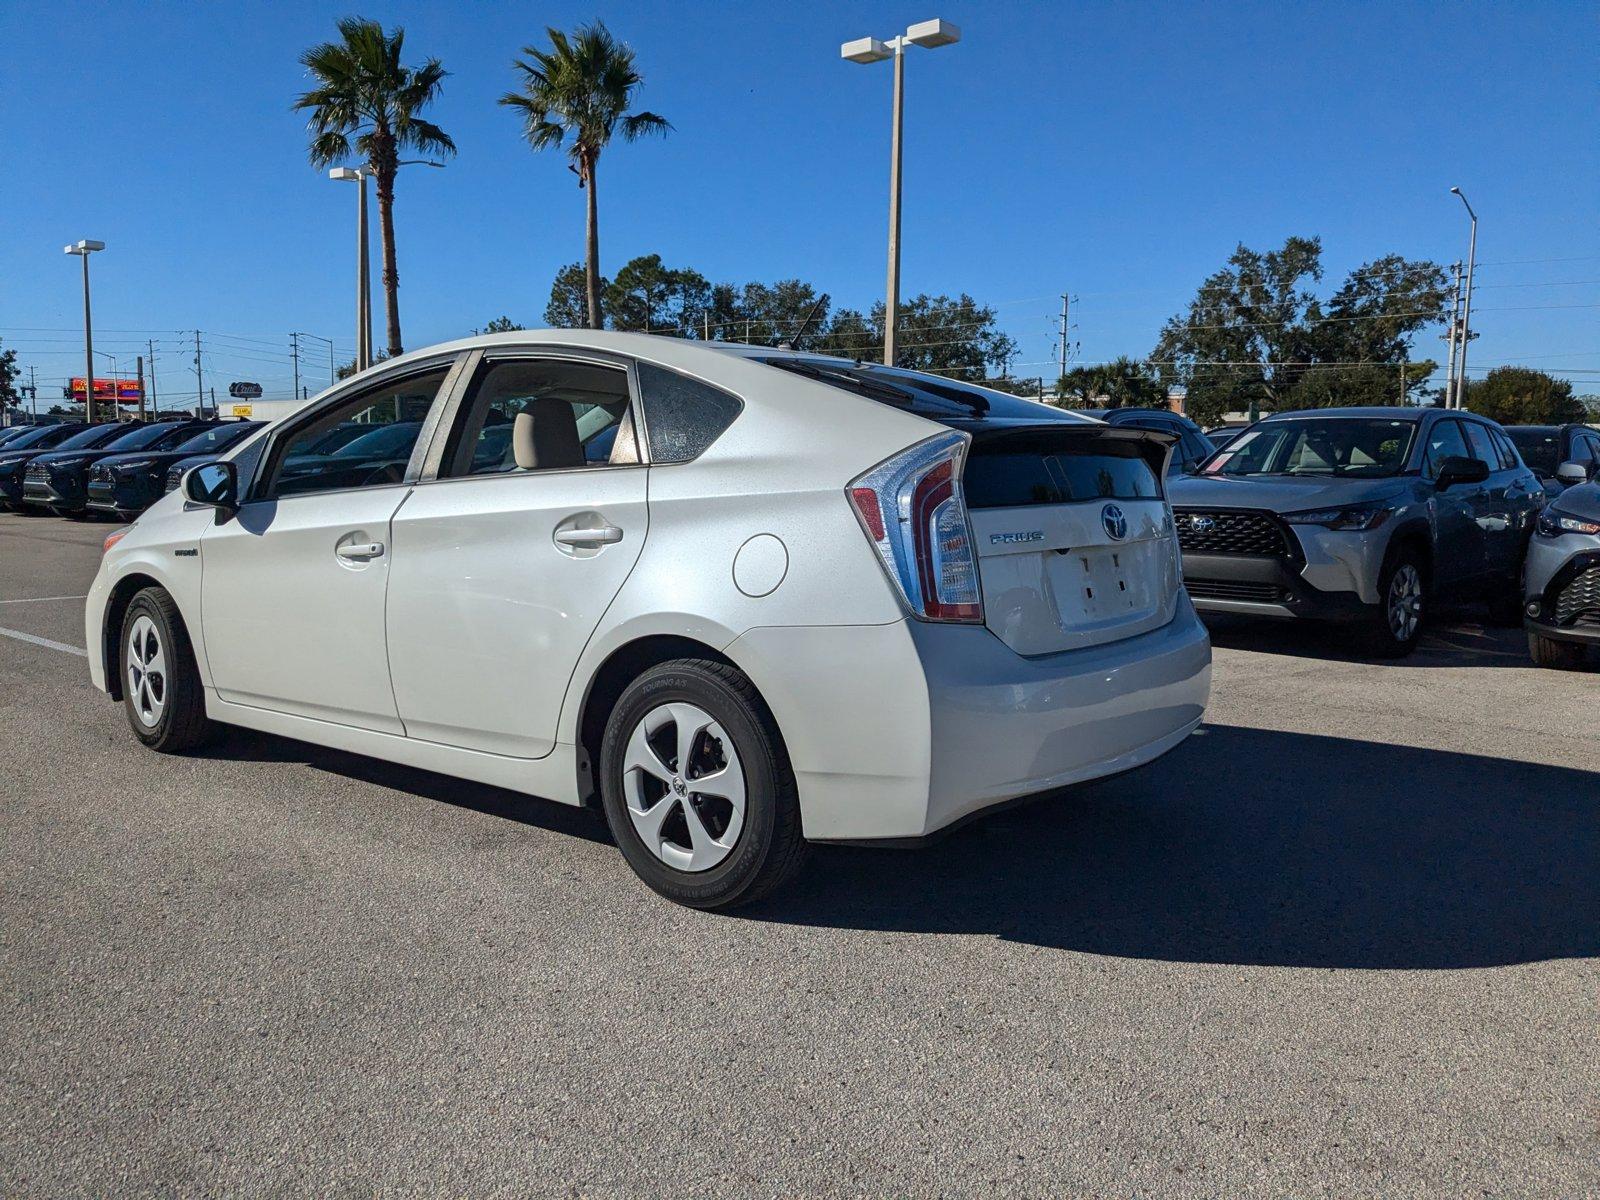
(990, 530, 1045, 545)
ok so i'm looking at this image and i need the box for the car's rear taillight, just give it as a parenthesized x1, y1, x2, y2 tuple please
(847, 430, 983, 623)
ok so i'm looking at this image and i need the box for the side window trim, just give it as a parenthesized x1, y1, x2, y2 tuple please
(244, 353, 466, 503)
(419, 346, 650, 484)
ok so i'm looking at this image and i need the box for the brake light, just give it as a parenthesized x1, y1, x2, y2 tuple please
(102, 528, 128, 554)
(847, 430, 983, 623)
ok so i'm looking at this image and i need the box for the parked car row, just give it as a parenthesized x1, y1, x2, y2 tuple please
(1171, 407, 1600, 663)
(0, 418, 263, 520)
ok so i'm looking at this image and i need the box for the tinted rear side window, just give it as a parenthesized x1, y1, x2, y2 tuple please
(635, 363, 742, 463)
(965, 439, 1161, 508)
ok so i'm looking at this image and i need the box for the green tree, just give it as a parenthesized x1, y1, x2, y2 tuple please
(476, 316, 525, 334)
(295, 17, 455, 359)
(1464, 367, 1586, 425)
(1151, 237, 1448, 427)
(0, 338, 18, 406)
(814, 294, 1016, 378)
(546, 262, 602, 328)
(605, 254, 711, 334)
(501, 22, 670, 330)
(1056, 356, 1166, 407)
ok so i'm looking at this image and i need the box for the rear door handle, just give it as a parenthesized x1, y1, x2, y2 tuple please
(554, 525, 623, 547)
(336, 541, 385, 561)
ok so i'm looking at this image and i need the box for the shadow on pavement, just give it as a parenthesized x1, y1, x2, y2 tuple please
(752, 723, 1600, 969)
(1202, 610, 1536, 669)
(196, 727, 613, 846)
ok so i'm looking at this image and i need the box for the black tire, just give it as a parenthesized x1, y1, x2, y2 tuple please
(1361, 546, 1427, 658)
(598, 659, 807, 910)
(1527, 629, 1588, 671)
(119, 587, 217, 752)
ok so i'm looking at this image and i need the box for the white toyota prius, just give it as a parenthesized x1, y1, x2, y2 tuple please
(87, 332, 1211, 908)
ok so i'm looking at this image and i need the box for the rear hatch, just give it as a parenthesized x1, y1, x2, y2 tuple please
(962, 424, 1181, 655)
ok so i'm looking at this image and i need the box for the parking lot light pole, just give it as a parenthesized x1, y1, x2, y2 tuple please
(1450, 187, 1478, 410)
(64, 239, 105, 422)
(329, 169, 372, 373)
(842, 19, 961, 367)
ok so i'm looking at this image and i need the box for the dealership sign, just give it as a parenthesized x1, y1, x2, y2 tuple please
(67, 377, 143, 402)
(228, 381, 263, 399)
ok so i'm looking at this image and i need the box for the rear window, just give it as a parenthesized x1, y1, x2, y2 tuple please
(758, 357, 1064, 424)
(1506, 428, 1559, 477)
(965, 437, 1162, 508)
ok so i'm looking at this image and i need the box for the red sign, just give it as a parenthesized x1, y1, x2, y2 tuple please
(68, 377, 144, 403)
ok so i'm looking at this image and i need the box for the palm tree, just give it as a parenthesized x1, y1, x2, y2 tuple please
(501, 22, 671, 329)
(295, 17, 455, 358)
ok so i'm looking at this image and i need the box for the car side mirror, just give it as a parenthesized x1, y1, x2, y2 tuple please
(1435, 455, 1489, 490)
(1555, 460, 1590, 487)
(183, 460, 238, 514)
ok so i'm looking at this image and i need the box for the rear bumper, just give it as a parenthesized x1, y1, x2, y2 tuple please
(727, 598, 1211, 841)
(1182, 552, 1369, 622)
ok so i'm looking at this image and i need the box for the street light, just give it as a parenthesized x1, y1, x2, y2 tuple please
(842, 18, 961, 366)
(330, 160, 444, 374)
(63, 239, 105, 422)
(1450, 187, 1478, 410)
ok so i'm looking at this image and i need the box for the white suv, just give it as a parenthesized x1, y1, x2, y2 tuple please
(86, 332, 1211, 908)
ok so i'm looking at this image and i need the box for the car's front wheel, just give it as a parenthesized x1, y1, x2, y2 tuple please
(120, 587, 217, 752)
(1362, 549, 1426, 658)
(1527, 629, 1589, 671)
(598, 659, 806, 910)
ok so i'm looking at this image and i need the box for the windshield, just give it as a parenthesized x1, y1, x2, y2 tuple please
(1202, 417, 1416, 478)
(4, 425, 81, 450)
(56, 423, 131, 450)
(174, 422, 257, 454)
(331, 421, 421, 458)
(1506, 428, 1559, 477)
(103, 422, 199, 451)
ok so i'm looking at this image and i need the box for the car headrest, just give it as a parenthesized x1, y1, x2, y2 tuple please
(512, 399, 583, 470)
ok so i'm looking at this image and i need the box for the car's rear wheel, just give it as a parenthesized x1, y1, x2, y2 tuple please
(1362, 549, 1426, 658)
(120, 587, 217, 752)
(1527, 629, 1588, 670)
(598, 659, 806, 910)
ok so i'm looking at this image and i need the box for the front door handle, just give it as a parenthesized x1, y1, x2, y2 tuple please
(554, 524, 623, 547)
(336, 541, 385, 561)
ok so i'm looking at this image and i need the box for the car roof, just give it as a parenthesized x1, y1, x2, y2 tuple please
(1263, 406, 1435, 422)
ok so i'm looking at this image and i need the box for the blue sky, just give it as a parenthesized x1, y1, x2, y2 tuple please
(2, 0, 1594, 404)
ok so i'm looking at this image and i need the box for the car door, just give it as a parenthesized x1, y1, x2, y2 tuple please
(1421, 417, 1485, 589)
(198, 360, 460, 733)
(384, 350, 649, 758)
(1461, 420, 1523, 580)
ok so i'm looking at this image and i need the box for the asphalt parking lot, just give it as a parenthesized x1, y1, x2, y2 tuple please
(1, 513, 1596, 1197)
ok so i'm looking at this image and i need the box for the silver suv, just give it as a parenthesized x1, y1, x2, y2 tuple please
(1522, 480, 1600, 669)
(1167, 407, 1543, 656)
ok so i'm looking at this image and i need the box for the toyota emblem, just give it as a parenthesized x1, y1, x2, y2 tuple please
(1101, 503, 1128, 541)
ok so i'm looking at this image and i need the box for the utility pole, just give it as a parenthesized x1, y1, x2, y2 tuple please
(29, 367, 38, 420)
(290, 332, 301, 403)
(1452, 188, 1479, 411)
(147, 339, 158, 415)
(136, 355, 146, 421)
(193, 331, 204, 415)
(1443, 262, 1462, 408)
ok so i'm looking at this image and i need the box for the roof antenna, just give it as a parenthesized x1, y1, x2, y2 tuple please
(777, 293, 829, 351)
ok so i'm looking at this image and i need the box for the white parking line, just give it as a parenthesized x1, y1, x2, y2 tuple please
(0, 595, 87, 604)
(0, 626, 87, 657)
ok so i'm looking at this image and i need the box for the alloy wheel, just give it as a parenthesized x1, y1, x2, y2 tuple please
(1387, 564, 1423, 642)
(126, 614, 167, 727)
(621, 702, 747, 873)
